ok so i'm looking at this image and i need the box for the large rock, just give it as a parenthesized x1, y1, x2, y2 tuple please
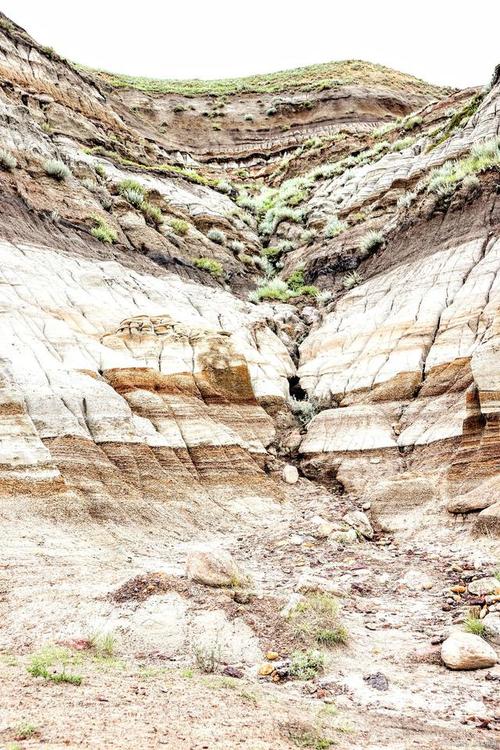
(468, 577, 500, 596)
(186, 548, 244, 587)
(482, 614, 500, 645)
(441, 632, 497, 670)
(343, 510, 374, 539)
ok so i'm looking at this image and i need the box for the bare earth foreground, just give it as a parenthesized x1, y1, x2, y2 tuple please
(0, 12, 499, 750)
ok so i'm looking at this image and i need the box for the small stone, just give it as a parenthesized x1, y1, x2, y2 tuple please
(441, 632, 497, 670)
(450, 585, 466, 594)
(343, 510, 373, 540)
(266, 651, 279, 661)
(331, 529, 358, 545)
(362, 502, 371, 511)
(222, 666, 243, 678)
(314, 522, 335, 539)
(282, 464, 299, 484)
(363, 672, 389, 691)
(258, 662, 274, 676)
(468, 577, 500, 596)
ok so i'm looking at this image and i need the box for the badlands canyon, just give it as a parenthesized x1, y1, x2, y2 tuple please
(0, 11, 499, 749)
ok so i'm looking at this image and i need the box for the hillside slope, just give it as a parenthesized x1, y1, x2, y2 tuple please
(0, 12, 499, 750)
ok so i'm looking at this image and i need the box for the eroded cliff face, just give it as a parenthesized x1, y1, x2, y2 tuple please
(0, 12, 499, 750)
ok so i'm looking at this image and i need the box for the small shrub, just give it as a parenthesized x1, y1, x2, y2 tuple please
(44, 159, 70, 181)
(462, 174, 480, 191)
(83, 178, 100, 193)
(298, 285, 319, 297)
(193, 641, 222, 673)
(169, 218, 190, 235)
(403, 114, 423, 131)
(290, 397, 318, 426)
(287, 269, 305, 292)
(122, 187, 144, 208)
(194, 257, 224, 278)
(229, 239, 245, 253)
(359, 230, 384, 255)
(289, 650, 325, 680)
(207, 228, 226, 244)
(91, 214, 117, 244)
(94, 163, 107, 179)
(252, 278, 291, 302)
(141, 201, 163, 225)
(288, 593, 347, 648)
(173, 104, 186, 113)
(324, 216, 347, 238)
(244, 113, 254, 121)
(342, 270, 363, 289)
(216, 179, 233, 194)
(316, 290, 332, 306)
(315, 626, 349, 646)
(464, 617, 486, 636)
(0, 148, 17, 171)
(0, 18, 14, 32)
(14, 722, 38, 740)
(391, 137, 415, 152)
(266, 106, 277, 116)
(88, 629, 117, 657)
(397, 191, 416, 209)
(118, 178, 145, 197)
(212, 123, 222, 131)
(238, 253, 254, 265)
(371, 121, 398, 138)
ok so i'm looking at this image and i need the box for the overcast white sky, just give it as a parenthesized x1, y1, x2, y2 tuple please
(3, 0, 499, 88)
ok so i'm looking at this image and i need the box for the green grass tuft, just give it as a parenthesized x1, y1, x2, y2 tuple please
(194, 257, 224, 278)
(91, 214, 117, 244)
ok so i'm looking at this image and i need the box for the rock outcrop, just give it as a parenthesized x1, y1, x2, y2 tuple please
(0, 10, 499, 749)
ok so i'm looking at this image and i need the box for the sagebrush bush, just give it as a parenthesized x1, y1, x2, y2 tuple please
(290, 397, 318, 426)
(44, 159, 70, 180)
(229, 239, 245, 253)
(371, 121, 398, 138)
(122, 187, 144, 208)
(244, 113, 254, 121)
(0, 148, 17, 171)
(289, 650, 325, 680)
(397, 191, 416, 209)
(288, 593, 348, 648)
(359, 230, 384, 255)
(192, 641, 222, 673)
(426, 137, 500, 197)
(169, 218, 190, 235)
(118, 179, 145, 205)
(251, 277, 291, 302)
(216, 179, 233, 195)
(342, 270, 363, 289)
(403, 114, 423, 130)
(391, 137, 415, 152)
(325, 216, 347, 238)
(90, 214, 117, 244)
(194, 257, 224, 277)
(141, 201, 163, 225)
(207, 228, 226, 244)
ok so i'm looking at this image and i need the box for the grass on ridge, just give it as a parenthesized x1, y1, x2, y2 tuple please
(90, 60, 449, 98)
